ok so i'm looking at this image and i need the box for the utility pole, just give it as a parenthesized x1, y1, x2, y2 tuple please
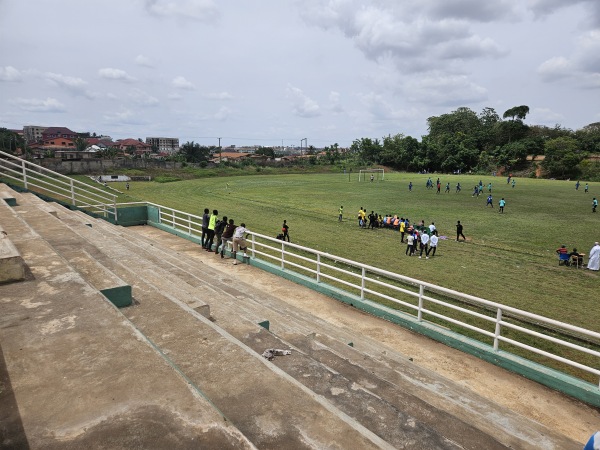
(218, 137, 222, 164)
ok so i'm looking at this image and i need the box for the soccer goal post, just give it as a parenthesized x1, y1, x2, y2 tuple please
(358, 168, 385, 181)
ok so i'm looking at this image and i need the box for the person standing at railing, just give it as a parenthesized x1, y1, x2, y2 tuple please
(220, 219, 236, 259)
(204, 209, 218, 251)
(214, 216, 227, 255)
(282, 220, 290, 242)
(201, 208, 210, 248)
(232, 223, 249, 265)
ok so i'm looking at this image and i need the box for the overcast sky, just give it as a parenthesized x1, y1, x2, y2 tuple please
(1, 0, 599, 148)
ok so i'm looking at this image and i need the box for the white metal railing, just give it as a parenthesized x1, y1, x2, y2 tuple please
(0, 150, 117, 220)
(147, 201, 600, 387)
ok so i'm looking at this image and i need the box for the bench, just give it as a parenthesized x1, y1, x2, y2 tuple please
(0, 225, 26, 283)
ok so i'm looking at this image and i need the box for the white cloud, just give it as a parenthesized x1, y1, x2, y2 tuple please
(129, 88, 160, 106)
(144, 0, 219, 22)
(537, 57, 573, 82)
(203, 91, 233, 100)
(404, 74, 488, 106)
(286, 84, 321, 118)
(172, 76, 196, 90)
(134, 54, 155, 68)
(213, 106, 232, 121)
(329, 91, 343, 113)
(530, 107, 565, 124)
(0, 66, 22, 82)
(10, 97, 66, 112)
(299, 1, 507, 74)
(98, 68, 137, 82)
(167, 92, 183, 100)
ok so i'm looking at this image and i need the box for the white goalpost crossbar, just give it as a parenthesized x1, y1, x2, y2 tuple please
(358, 168, 385, 181)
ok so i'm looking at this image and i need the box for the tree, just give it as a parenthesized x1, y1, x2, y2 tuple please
(541, 136, 585, 179)
(74, 137, 89, 152)
(255, 147, 275, 158)
(178, 141, 211, 164)
(0, 128, 20, 155)
(502, 105, 530, 121)
(350, 138, 382, 165)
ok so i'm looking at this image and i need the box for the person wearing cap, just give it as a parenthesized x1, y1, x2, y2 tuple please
(588, 242, 600, 271)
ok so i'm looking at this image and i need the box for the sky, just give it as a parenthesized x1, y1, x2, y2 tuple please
(1, 0, 599, 149)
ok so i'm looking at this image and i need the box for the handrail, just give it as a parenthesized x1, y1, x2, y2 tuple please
(0, 150, 117, 220)
(142, 201, 600, 387)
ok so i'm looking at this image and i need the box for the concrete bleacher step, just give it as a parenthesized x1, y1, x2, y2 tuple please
(8, 190, 394, 448)
(57, 214, 584, 449)
(0, 200, 255, 448)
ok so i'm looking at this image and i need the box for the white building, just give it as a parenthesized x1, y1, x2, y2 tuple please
(145, 137, 179, 153)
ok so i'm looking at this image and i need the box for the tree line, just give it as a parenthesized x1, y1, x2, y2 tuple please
(348, 106, 600, 179)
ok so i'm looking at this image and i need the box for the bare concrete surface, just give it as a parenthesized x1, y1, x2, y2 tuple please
(0, 202, 254, 449)
(130, 224, 600, 447)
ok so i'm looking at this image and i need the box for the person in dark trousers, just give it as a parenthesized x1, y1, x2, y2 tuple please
(220, 219, 236, 258)
(282, 220, 290, 242)
(204, 209, 218, 251)
(201, 208, 210, 247)
(456, 221, 466, 241)
(213, 216, 227, 254)
(593, 197, 598, 213)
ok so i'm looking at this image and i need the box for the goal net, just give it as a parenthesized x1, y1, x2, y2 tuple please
(358, 168, 385, 181)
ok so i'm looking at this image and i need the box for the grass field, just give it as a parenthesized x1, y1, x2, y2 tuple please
(96, 171, 599, 333)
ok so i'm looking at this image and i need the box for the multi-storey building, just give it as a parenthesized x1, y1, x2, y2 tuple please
(23, 125, 47, 144)
(145, 137, 179, 153)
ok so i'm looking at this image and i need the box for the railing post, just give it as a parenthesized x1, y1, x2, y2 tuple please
(281, 241, 285, 270)
(157, 206, 162, 224)
(316, 254, 321, 283)
(187, 214, 191, 235)
(69, 179, 75, 205)
(361, 267, 366, 299)
(113, 198, 118, 223)
(251, 234, 255, 258)
(493, 308, 503, 351)
(21, 159, 28, 189)
(417, 285, 424, 321)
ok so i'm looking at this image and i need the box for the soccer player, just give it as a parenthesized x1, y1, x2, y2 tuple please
(593, 197, 598, 213)
(499, 198, 506, 213)
(486, 194, 493, 208)
(338, 206, 343, 221)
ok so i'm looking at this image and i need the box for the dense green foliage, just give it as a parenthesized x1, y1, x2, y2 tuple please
(0, 128, 23, 155)
(347, 108, 600, 180)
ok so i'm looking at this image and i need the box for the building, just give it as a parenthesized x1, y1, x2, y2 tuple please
(23, 125, 47, 144)
(41, 127, 77, 141)
(115, 138, 152, 156)
(145, 137, 179, 154)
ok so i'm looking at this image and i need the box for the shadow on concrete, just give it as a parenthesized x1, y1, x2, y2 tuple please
(0, 342, 29, 449)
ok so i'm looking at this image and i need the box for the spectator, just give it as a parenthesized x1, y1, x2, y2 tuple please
(213, 216, 227, 254)
(588, 242, 600, 271)
(456, 221, 466, 241)
(201, 208, 210, 248)
(427, 233, 438, 257)
(232, 222, 249, 265)
(204, 209, 218, 251)
(220, 219, 236, 259)
(282, 220, 290, 242)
